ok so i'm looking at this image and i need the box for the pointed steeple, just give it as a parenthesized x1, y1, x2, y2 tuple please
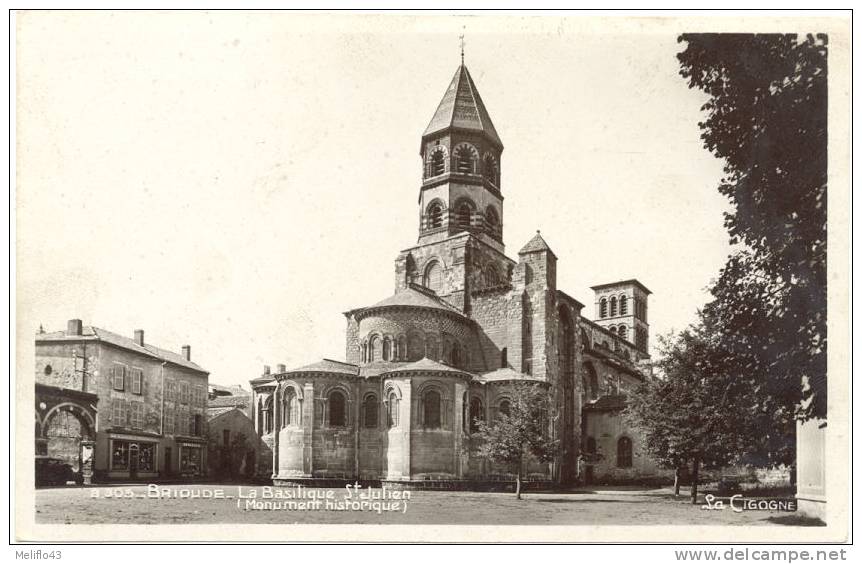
(422, 64, 503, 150)
(519, 230, 556, 258)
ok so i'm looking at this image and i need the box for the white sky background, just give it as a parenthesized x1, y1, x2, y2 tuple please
(16, 12, 731, 387)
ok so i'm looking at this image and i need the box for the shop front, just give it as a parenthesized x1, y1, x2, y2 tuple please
(178, 440, 207, 478)
(105, 433, 160, 481)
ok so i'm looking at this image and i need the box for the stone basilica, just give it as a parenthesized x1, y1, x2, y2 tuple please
(250, 62, 663, 487)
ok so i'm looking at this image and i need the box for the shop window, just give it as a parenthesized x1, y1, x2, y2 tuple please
(112, 441, 129, 470)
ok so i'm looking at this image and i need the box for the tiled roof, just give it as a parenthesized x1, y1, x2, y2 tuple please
(519, 231, 555, 256)
(589, 279, 653, 295)
(423, 64, 503, 149)
(359, 361, 401, 378)
(583, 394, 628, 412)
(283, 358, 359, 376)
(472, 367, 545, 384)
(36, 326, 207, 373)
(206, 406, 239, 420)
(386, 357, 473, 376)
(250, 374, 276, 385)
(370, 286, 464, 315)
(208, 394, 250, 408)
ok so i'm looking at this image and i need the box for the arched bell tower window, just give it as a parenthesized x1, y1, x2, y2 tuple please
(485, 206, 500, 236)
(454, 144, 477, 174)
(610, 296, 618, 317)
(618, 325, 628, 341)
(483, 153, 499, 186)
(426, 202, 443, 229)
(620, 295, 628, 315)
(455, 199, 475, 229)
(600, 298, 608, 318)
(429, 148, 446, 177)
(423, 260, 443, 293)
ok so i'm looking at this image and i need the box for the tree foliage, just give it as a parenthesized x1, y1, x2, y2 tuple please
(626, 322, 757, 502)
(678, 33, 828, 421)
(472, 382, 559, 499)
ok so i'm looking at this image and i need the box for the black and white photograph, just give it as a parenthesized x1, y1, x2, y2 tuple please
(11, 10, 851, 546)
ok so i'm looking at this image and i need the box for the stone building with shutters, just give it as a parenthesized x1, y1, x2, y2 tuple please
(35, 319, 209, 482)
(251, 62, 661, 487)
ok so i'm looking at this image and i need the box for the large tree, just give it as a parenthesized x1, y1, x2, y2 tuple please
(678, 34, 828, 421)
(472, 382, 559, 500)
(626, 322, 754, 504)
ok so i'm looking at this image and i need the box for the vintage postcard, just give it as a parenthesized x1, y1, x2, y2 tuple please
(12, 11, 851, 544)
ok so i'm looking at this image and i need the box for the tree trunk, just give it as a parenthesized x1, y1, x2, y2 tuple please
(516, 458, 523, 500)
(674, 467, 681, 497)
(690, 458, 700, 505)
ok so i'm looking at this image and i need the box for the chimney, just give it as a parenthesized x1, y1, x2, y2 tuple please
(134, 330, 144, 347)
(263, 365, 271, 375)
(67, 319, 83, 336)
(276, 364, 286, 374)
(181, 345, 191, 361)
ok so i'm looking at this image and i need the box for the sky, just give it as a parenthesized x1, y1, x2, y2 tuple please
(16, 13, 732, 388)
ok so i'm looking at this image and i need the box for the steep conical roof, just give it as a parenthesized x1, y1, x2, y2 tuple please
(423, 64, 503, 149)
(519, 230, 555, 257)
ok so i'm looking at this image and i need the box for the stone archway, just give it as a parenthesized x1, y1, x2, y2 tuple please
(42, 404, 94, 473)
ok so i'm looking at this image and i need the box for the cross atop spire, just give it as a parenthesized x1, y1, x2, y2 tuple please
(459, 33, 465, 65)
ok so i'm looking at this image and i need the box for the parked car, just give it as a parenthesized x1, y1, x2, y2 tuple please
(35, 456, 82, 486)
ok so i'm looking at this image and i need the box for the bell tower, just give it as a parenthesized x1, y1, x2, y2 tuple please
(417, 63, 505, 253)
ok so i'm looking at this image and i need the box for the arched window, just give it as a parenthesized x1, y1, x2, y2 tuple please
(455, 200, 474, 228)
(485, 206, 500, 233)
(620, 295, 628, 315)
(425, 335, 439, 361)
(386, 392, 400, 427)
(423, 390, 442, 429)
(618, 325, 628, 341)
(484, 264, 500, 287)
(610, 296, 618, 317)
(600, 298, 608, 318)
(430, 149, 446, 177)
(262, 396, 273, 434)
(382, 338, 391, 361)
(397, 336, 407, 361)
(451, 343, 462, 367)
(407, 332, 424, 361)
(426, 202, 443, 229)
(363, 394, 378, 428)
(500, 347, 507, 368)
(283, 387, 299, 427)
(469, 397, 484, 433)
(498, 399, 511, 418)
(368, 335, 380, 362)
(454, 144, 475, 174)
(585, 363, 599, 401)
(483, 154, 499, 185)
(328, 390, 347, 427)
(617, 436, 633, 468)
(423, 260, 442, 292)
